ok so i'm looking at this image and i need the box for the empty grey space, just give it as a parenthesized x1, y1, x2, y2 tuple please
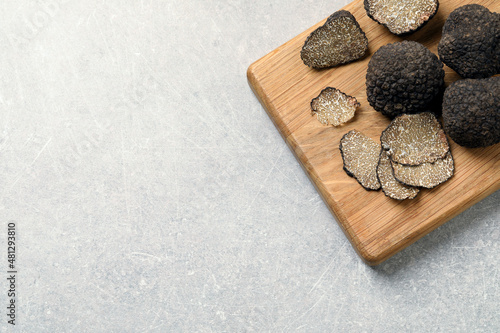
(0, 0, 498, 332)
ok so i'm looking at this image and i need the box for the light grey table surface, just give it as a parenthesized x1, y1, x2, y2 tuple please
(0, 0, 498, 332)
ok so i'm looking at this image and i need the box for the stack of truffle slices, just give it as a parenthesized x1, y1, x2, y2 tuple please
(340, 112, 454, 200)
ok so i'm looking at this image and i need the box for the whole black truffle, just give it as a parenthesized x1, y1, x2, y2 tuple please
(442, 77, 500, 148)
(366, 41, 445, 118)
(438, 4, 500, 79)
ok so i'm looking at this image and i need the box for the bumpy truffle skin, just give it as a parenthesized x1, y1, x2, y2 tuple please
(301, 10, 368, 69)
(442, 77, 500, 148)
(438, 4, 500, 79)
(366, 41, 444, 118)
(364, 0, 439, 36)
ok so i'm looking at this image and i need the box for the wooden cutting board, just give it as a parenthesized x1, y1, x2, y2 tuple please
(247, 0, 500, 265)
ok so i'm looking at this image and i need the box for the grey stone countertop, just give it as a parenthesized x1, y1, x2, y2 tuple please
(0, 0, 498, 332)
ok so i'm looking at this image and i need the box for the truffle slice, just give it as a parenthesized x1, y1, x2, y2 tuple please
(377, 149, 420, 200)
(443, 77, 500, 148)
(340, 130, 381, 190)
(366, 41, 444, 118)
(438, 4, 500, 79)
(301, 10, 368, 69)
(311, 87, 360, 126)
(364, 0, 439, 35)
(392, 152, 454, 188)
(380, 112, 449, 166)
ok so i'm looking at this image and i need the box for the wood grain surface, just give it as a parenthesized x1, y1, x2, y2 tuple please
(247, 0, 500, 265)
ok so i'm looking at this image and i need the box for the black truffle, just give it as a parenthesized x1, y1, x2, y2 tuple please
(391, 151, 454, 189)
(339, 130, 381, 190)
(380, 112, 449, 166)
(311, 87, 359, 126)
(438, 4, 500, 79)
(377, 149, 420, 200)
(442, 77, 500, 148)
(301, 10, 368, 69)
(364, 0, 439, 35)
(366, 41, 444, 118)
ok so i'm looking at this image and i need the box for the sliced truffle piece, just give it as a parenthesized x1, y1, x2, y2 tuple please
(442, 77, 500, 148)
(366, 41, 444, 118)
(364, 0, 439, 35)
(438, 4, 500, 79)
(339, 130, 381, 190)
(311, 87, 360, 126)
(380, 112, 449, 166)
(392, 152, 454, 188)
(377, 149, 420, 200)
(301, 10, 368, 69)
